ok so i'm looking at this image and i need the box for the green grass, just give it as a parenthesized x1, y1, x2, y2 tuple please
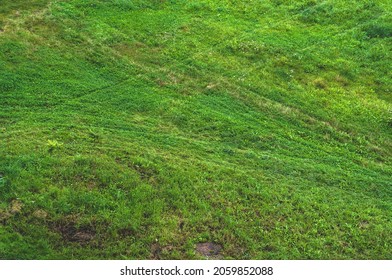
(0, 0, 391, 259)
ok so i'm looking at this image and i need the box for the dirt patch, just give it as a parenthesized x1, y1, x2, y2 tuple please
(52, 216, 95, 244)
(150, 243, 161, 260)
(60, 225, 95, 243)
(118, 227, 136, 238)
(150, 243, 176, 259)
(196, 242, 222, 259)
(70, 231, 95, 243)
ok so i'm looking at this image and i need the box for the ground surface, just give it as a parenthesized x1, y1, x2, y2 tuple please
(0, 0, 391, 259)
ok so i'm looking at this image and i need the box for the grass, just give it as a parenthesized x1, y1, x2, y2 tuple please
(0, 0, 391, 259)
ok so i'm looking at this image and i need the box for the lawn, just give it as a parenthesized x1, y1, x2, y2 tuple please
(0, 0, 391, 259)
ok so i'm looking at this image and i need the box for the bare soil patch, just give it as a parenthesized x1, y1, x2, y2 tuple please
(196, 242, 222, 259)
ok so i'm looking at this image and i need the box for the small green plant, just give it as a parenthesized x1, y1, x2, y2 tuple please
(47, 140, 63, 153)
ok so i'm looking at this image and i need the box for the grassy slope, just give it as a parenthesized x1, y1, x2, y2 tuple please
(0, 0, 391, 259)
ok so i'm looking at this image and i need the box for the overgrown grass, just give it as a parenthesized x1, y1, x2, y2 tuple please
(0, 0, 391, 259)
